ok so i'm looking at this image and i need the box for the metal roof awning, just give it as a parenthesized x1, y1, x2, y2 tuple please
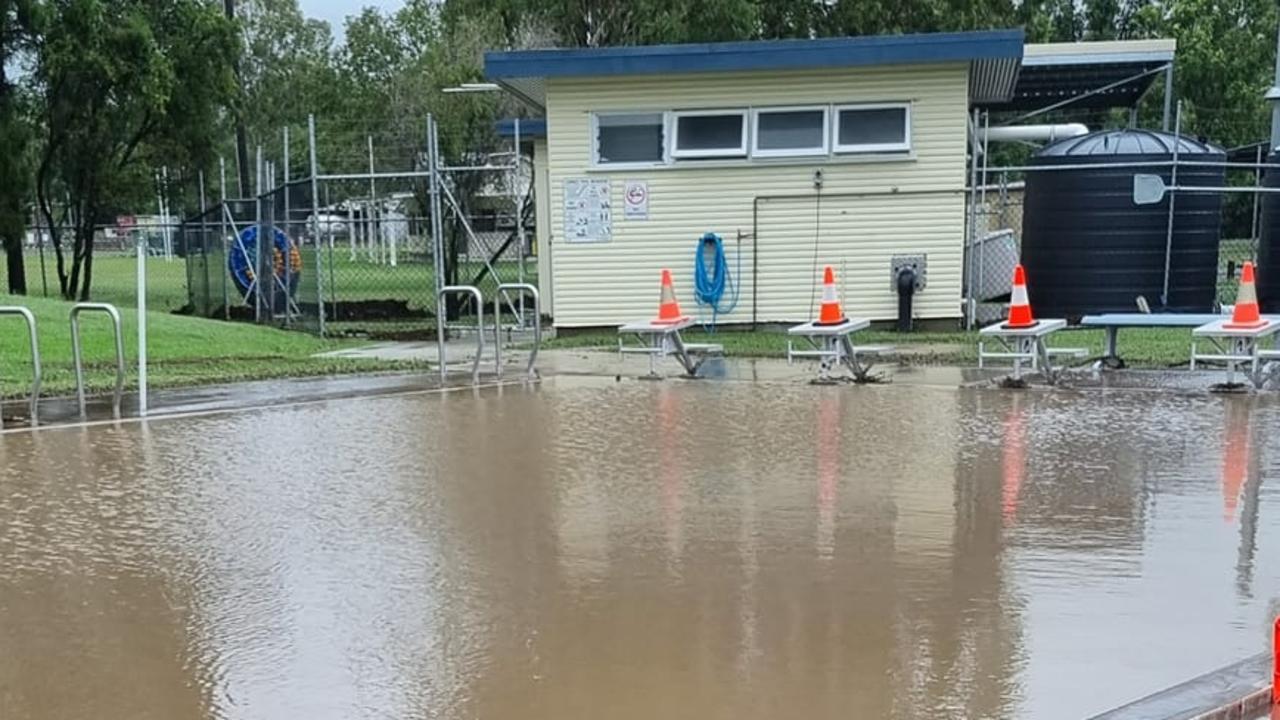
(980, 39, 1176, 113)
(486, 29, 1026, 111)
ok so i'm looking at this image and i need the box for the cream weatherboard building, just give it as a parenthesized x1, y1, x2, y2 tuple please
(486, 30, 1026, 328)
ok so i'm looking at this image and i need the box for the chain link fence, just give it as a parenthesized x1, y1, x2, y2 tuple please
(22, 220, 192, 314)
(170, 116, 536, 339)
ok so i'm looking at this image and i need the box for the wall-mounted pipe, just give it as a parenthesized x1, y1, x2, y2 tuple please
(982, 123, 1089, 146)
(896, 267, 917, 332)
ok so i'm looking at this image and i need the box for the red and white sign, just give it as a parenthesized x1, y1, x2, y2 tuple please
(623, 180, 648, 220)
(116, 215, 137, 232)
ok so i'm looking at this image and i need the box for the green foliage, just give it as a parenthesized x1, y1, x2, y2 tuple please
(0, 0, 1277, 306)
(31, 0, 237, 300)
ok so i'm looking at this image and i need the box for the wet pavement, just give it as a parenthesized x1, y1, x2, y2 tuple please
(3, 362, 1280, 719)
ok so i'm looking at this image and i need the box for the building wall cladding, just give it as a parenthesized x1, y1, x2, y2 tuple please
(541, 63, 970, 327)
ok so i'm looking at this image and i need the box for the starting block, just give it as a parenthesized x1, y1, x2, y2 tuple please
(786, 317, 891, 382)
(1191, 318, 1280, 388)
(978, 319, 1086, 385)
(618, 317, 723, 378)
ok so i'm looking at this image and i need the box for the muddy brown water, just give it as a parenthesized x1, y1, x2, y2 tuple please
(2, 376, 1279, 719)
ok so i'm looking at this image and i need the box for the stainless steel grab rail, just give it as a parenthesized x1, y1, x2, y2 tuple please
(0, 306, 41, 427)
(70, 303, 125, 418)
(492, 284, 540, 379)
(436, 286, 484, 384)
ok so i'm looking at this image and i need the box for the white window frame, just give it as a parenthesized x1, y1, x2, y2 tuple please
(832, 102, 912, 154)
(671, 109, 749, 159)
(751, 105, 830, 158)
(590, 111, 668, 168)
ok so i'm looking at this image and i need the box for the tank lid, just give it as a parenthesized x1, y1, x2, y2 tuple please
(1035, 129, 1225, 157)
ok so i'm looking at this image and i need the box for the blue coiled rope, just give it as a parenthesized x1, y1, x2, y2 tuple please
(692, 232, 740, 330)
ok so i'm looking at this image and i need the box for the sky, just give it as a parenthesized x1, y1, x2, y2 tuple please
(296, 0, 406, 43)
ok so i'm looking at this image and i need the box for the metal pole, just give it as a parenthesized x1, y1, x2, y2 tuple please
(1268, 18, 1280, 151)
(978, 111, 990, 318)
(162, 166, 172, 261)
(197, 169, 208, 317)
(514, 118, 526, 328)
(137, 224, 148, 417)
(1253, 144, 1263, 256)
(368, 135, 378, 263)
(309, 115, 326, 336)
(220, 156, 229, 320)
(254, 145, 263, 323)
(429, 115, 447, 383)
(1161, 101, 1182, 308)
(964, 109, 980, 329)
(283, 125, 292, 325)
(1162, 63, 1174, 132)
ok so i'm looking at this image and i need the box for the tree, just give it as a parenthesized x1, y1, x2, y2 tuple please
(0, 0, 37, 295)
(238, 0, 337, 167)
(33, 0, 237, 300)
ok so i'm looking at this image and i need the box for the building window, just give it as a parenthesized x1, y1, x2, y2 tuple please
(833, 104, 911, 153)
(594, 112, 665, 165)
(672, 110, 748, 159)
(753, 107, 828, 157)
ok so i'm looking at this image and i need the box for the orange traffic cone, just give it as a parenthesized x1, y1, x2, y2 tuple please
(1003, 264, 1038, 329)
(653, 269, 687, 324)
(814, 266, 847, 325)
(1225, 261, 1266, 330)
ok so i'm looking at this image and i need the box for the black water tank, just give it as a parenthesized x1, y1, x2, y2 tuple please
(1257, 151, 1280, 310)
(1021, 129, 1225, 317)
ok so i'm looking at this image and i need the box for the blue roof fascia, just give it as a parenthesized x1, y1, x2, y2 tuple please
(486, 29, 1024, 80)
(496, 118, 547, 138)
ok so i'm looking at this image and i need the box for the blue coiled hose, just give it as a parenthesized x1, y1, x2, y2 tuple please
(692, 232, 740, 329)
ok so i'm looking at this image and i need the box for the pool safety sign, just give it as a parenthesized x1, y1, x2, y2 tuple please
(564, 178, 612, 243)
(624, 181, 648, 220)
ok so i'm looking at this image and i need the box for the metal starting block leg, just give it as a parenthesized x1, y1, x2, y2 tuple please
(839, 336, 877, 383)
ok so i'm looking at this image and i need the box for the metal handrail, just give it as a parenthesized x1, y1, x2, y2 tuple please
(70, 303, 125, 418)
(0, 306, 41, 428)
(436, 285, 484, 384)
(493, 283, 541, 379)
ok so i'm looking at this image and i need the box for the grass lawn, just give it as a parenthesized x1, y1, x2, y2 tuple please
(27, 251, 533, 319)
(545, 325, 1200, 368)
(0, 293, 423, 399)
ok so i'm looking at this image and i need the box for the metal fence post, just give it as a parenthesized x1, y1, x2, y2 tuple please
(219, 156, 230, 320)
(283, 125, 293, 326)
(254, 146, 263, 323)
(1161, 101, 1182, 308)
(309, 115, 326, 336)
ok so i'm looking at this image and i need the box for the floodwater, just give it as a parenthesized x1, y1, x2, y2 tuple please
(2, 376, 1280, 720)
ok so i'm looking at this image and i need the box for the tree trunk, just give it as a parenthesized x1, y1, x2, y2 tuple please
(35, 170, 68, 298)
(2, 233, 25, 295)
(78, 227, 94, 301)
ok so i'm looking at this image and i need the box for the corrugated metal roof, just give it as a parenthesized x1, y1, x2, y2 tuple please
(970, 57, 1022, 104)
(981, 39, 1175, 112)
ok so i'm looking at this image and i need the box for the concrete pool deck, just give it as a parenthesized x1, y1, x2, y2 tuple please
(1088, 653, 1272, 720)
(0, 345, 1268, 432)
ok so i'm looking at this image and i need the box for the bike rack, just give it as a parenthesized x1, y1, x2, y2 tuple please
(0, 306, 41, 428)
(70, 303, 126, 418)
(436, 285, 484, 384)
(492, 283, 541, 379)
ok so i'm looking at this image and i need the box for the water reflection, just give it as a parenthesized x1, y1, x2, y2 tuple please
(0, 380, 1278, 719)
